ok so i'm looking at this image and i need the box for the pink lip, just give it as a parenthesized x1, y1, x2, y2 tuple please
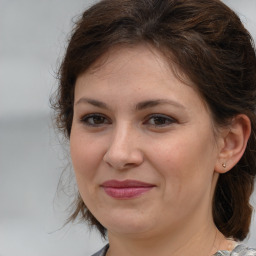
(101, 180, 155, 199)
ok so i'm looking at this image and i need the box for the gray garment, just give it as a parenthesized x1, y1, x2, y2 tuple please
(213, 244, 256, 256)
(91, 244, 109, 256)
(92, 244, 256, 256)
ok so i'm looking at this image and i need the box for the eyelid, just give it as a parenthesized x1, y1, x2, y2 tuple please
(143, 113, 177, 126)
(79, 112, 177, 128)
(80, 113, 111, 126)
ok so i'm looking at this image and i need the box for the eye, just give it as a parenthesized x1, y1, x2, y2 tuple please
(80, 114, 111, 127)
(144, 114, 176, 127)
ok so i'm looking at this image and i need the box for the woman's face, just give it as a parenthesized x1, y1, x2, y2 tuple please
(70, 45, 222, 238)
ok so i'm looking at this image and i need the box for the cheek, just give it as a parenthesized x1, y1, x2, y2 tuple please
(150, 131, 216, 199)
(69, 130, 106, 211)
(150, 135, 200, 176)
(70, 129, 103, 182)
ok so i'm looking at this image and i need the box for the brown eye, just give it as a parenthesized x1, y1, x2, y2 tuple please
(91, 116, 105, 124)
(145, 114, 176, 127)
(81, 114, 110, 126)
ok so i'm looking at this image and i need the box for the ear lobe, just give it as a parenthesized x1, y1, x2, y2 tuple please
(215, 114, 251, 174)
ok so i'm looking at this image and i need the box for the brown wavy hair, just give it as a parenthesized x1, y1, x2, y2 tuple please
(52, 0, 256, 241)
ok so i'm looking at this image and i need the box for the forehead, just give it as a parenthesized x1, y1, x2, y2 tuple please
(77, 46, 175, 97)
(78, 45, 208, 105)
(75, 44, 219, 133)
(76, 44, 207, 105)
(88, 44, 171, 78)
(79, 44, 192, 89)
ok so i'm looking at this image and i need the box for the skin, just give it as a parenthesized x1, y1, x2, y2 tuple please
(70, 45, 242, 256)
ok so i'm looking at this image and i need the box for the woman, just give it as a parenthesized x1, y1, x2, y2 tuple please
(53, 0, 256, 255)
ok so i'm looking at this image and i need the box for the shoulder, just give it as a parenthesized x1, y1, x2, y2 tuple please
(231, 244, 256, 255)
(91, 244, 109, 256)
(214, 244, 256, 256)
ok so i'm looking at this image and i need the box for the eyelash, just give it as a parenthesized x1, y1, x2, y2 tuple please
(80, 113, 177, 128)
(80, 113, 111, 127)
(144, 114, 177, 127)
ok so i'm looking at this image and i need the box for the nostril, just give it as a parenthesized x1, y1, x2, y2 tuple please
(103, 148, 144, 170)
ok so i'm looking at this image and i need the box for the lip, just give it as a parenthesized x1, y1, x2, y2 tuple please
(100, 179, 156, 199)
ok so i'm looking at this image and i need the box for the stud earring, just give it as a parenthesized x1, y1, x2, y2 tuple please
(222, 163, 226, 168)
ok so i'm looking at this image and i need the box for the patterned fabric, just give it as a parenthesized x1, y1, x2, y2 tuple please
(91, 244, 256, 256)
(213, 244, 256, 256)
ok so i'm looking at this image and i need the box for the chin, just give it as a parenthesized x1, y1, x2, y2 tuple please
(97, 209, 156, 235)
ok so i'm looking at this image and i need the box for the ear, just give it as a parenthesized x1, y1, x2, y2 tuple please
(215, 114, 251, 174)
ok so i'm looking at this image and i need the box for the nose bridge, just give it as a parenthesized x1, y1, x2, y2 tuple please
(104, 121, 143, 169)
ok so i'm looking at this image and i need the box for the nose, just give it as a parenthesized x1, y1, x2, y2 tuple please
(103, 124, 144, 170)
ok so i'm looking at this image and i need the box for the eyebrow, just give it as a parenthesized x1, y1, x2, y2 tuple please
(75, 97, 185, 110)
(135, 99, 185, 110)
(75, 98, 108, 109)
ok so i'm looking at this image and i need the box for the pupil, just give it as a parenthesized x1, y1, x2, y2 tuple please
(154, 117, 165, 125)
(94, 116, 104, 124)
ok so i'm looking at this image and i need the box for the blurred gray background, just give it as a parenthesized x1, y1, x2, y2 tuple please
(0, 0, 255, 255)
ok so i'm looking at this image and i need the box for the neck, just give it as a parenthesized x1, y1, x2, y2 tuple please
(107, 221, 232, 256)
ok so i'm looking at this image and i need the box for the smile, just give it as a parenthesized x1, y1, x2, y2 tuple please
(101, 179, 156, 199)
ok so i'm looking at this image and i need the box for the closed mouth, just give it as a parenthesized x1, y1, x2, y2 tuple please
(100, 179, 156, 199)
